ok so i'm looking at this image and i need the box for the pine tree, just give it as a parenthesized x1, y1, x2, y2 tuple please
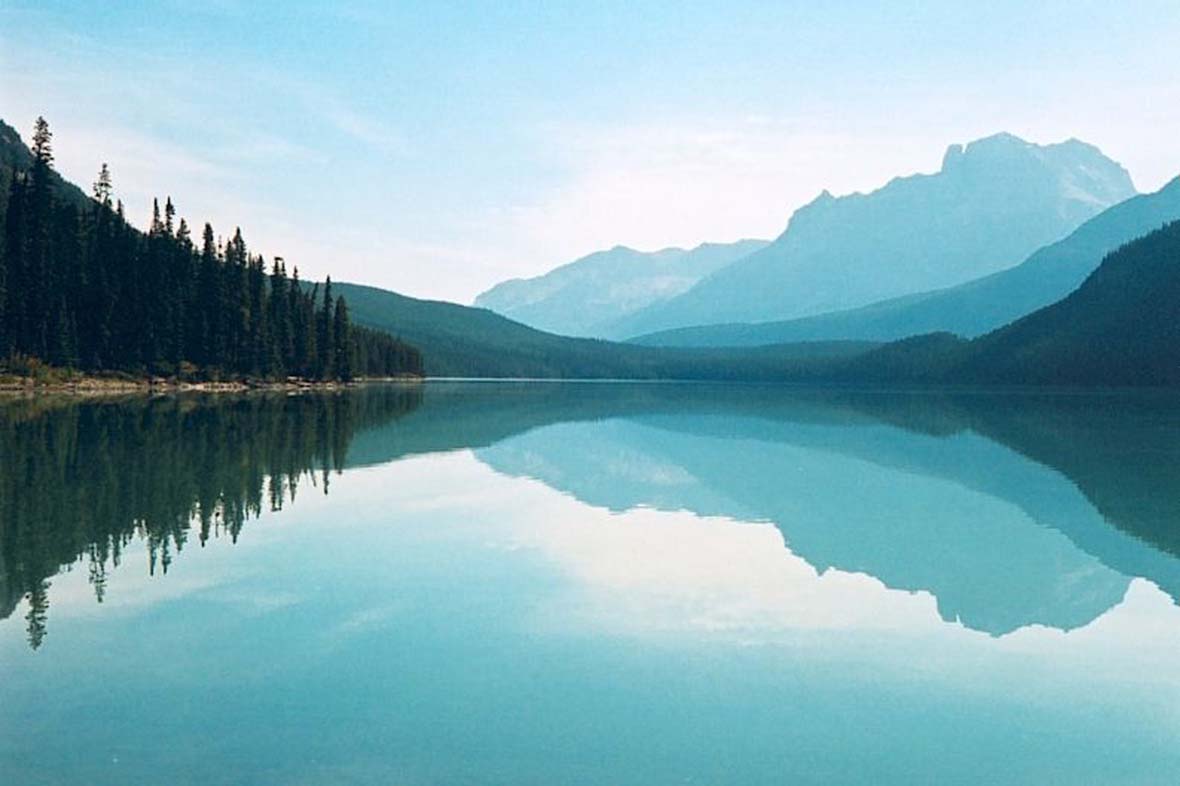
(333, 295, 353, 381)
(47, 203, 80, 367)
(268, 258, 291, 377)
(303, 281, 319, 378)
(25, 580, 49, 650)
(141, 199, 169, 367)
(197, 223, 221, 368)
(290, 267, 314, 377)
(0, 176, 17, 361)
(0, 224, 5, 359)
(26, 117, 55, 358)
(174, 216, 195, 367)
(92, 163, 112, 205)
(80, 165, 116, 367)
(247, 253, 268, 376)
(316, 276, 334, 380)
(222, 227, 250, 374)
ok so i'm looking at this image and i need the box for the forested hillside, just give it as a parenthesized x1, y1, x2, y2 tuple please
(830, 221, 1180, 387)
(334, 280, 875, 379)
(955, 220, 1180, 385)
(0, 118, 421, 380)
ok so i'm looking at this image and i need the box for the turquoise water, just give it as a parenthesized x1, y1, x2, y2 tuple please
(2, 383, 1179, 784)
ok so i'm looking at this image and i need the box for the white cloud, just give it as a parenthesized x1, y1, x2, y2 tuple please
(322, 103, 414, 159)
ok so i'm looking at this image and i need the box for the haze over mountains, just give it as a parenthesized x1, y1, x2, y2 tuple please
(634, 176, 1180, 347)
(618, 133, 1136, 335)
(473, 239, 767, 338)
(476, 133, 1136, 340)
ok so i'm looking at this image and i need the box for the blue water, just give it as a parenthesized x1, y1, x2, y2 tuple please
(1, 383, 1178, 784)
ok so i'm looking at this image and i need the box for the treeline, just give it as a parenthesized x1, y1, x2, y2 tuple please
(0, 118, 422, 380)
(0, 387, 423, 649)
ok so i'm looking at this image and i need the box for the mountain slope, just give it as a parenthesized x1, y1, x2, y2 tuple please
(473, 239, 767, 338)
(0, 118, 89, 218)
(955, 220, 1180, 386)
(333, 281, 875, 379)
(631, 177, 1180, 347)
(616, 133, 1136, 336)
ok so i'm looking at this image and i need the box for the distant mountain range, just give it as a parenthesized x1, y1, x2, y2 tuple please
(612, 133, 1136, 336)
(473, 239, 767, 338)
(633, 176, 1180, 347)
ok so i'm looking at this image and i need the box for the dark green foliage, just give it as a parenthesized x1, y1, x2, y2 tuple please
(0, 236, 5, 359)
(826, 220, 1180, 387)
(333, 295, 353, 381)
(834, 332, 970, 382)
(0, 119, 420, 380)
(289, 267, 314, 377)
(332, 280, 877, 379)
(956, 220, 1180, 385)
(316, 277, 334, 380)
(196, 222, 222, 367)
(268, 259, 292, 376)
(0, 387, 423, 648)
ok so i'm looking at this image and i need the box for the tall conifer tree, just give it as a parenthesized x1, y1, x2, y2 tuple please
(333, 295, 352, 381)
(316, 277, 334, 380)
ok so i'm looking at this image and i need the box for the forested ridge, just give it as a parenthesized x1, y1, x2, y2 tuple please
(829, 220, 1180, 386)
(954, 219, 1180, 385)
(0, 118, 422, 381)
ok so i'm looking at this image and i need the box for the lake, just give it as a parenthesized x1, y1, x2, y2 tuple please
(2, 382, 1179, 785)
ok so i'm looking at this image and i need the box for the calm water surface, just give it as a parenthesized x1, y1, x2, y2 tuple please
(2, 383, 1179, 785)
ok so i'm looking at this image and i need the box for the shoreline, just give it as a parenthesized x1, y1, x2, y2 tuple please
(0, 373, 423, 397)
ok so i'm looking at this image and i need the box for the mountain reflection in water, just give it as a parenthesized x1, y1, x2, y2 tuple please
(2, 382, 1179, 648)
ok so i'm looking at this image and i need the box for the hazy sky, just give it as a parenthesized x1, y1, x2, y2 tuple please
(2, 1, 1178, 302)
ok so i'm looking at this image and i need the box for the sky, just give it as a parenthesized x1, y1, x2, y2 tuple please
(2, 0, 1178, 303)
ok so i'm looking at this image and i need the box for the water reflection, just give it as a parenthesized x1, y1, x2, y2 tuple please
(0, 387, 422, 647)
(2, 382, 1179, 647)
(5, 382, 1180, 786)
(467, 386, 1180, 635)
(348, 382, 1180, 635)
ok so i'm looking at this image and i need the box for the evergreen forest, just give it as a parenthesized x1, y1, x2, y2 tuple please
(0, 118, 422, 381)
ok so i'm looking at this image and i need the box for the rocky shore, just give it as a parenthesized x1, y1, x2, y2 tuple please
(0, 373, 422, 397)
